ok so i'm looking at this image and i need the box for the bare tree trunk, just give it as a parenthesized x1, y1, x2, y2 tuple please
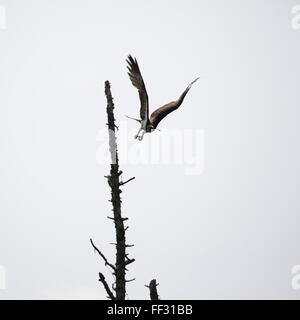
(105, 80, 126, 300)
(91, 80, 160, 300)
(91, 81, 135, 300)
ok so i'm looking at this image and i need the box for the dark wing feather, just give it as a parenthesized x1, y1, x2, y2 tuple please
(126, 55, 149, 121)
(149, 77, 199, 128)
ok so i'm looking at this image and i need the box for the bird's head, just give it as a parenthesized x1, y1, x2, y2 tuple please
(146, 124, 155, 133)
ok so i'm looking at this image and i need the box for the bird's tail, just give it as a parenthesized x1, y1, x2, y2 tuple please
(125, 115, 141, 123)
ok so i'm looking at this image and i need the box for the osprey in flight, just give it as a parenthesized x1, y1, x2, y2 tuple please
(126, 55, 199, 140)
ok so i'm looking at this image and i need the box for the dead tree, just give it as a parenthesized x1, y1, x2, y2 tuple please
(91, 81, 159, 300)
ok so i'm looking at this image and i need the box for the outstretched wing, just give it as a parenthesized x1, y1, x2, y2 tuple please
(126, 55, 149, 121)
(149, 77, 199, 129)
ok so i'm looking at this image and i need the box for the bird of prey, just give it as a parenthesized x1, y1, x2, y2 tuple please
(126, 55, 199, 140)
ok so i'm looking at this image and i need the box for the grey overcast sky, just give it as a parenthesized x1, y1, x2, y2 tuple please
(1, 0, 300, 299)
